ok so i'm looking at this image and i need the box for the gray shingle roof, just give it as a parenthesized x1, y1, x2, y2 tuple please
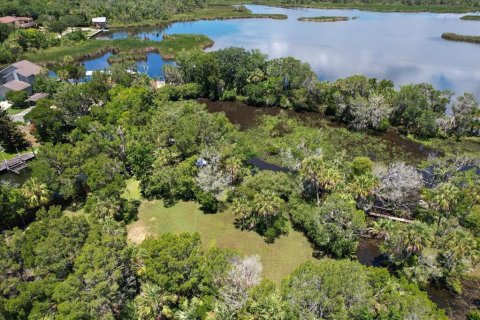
(2, 80, 31, 91)
(12, 60, 42, 77)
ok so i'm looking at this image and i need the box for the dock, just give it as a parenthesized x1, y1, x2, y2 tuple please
(87, 29, 105, 39)
(0, 153, 35, 174)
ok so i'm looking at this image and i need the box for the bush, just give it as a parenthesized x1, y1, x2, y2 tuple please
(468, 309, 480, 320)
(196, 190, 220, 213)
(48, 20, 67, 33)
(62, 29, 86, 43)
(6, 90, 29, 108)
(157, 83, 202, 101)
(351, 156, 373, 176)
(465, 205, 480, 236)
(221, 89, 237, 101)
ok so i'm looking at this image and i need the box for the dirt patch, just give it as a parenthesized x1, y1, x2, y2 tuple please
(127, 222, 150, 244)
(19, 124, 38, 147)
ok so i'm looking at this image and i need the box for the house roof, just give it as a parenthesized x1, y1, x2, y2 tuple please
(92, 17, 107, 23)
(12, 60, 42, 76)
(2, 80, 31, 91)
(0, 16, 16, 24)
(27, 92, 48, 102)
(0, 16, 33, 24)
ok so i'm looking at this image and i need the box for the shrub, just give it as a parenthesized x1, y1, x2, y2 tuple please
(6, 90, 29, 108)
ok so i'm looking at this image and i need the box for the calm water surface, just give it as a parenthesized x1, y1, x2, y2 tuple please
(89, 5, 480, 97)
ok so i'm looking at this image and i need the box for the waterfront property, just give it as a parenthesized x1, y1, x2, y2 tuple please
(0, 60, 42, 98)
(92, 17, 107, 29)
(93, 5, 480, 99)
(0, 153, 35, 175)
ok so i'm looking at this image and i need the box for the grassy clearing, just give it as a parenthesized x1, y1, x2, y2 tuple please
(122, 179, 142, 201)
(0, 151, 17, 161)
(442, 32, 480, 44)
(6, 108, 28, 115)
(128, 200, 314, 284)
(22, 34, 213, 65)
(298, 16, 350, 22)
(110, 5, 287, 27)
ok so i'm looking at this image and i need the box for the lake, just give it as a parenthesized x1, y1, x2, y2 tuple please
(87, 5, 480, 97)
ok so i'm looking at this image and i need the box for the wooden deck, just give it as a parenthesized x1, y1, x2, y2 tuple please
(0, 153, 35, 174)
(87, 29, 105, 39)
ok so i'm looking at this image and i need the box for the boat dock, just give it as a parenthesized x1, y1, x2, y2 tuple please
(0, 153, 35, 174)
(87, 29, 105, 39)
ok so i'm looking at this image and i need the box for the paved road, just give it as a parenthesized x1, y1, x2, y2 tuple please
(11, 107, 34, 122)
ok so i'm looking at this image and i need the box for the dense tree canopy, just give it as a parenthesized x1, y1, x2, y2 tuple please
(0, 45, 478, 319)
(171, 47, 479, 139)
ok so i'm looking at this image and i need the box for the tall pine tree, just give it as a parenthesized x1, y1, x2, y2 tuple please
(0, 109, 28, 152)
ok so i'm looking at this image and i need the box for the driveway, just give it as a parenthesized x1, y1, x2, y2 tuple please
(11, 107, 34, 122)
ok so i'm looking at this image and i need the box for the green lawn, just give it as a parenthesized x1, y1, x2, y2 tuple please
(0, 151, 17, 160)
(122, 179, 142, 201)
(128, 200, 314, 284)
(6, 107, 29, 115)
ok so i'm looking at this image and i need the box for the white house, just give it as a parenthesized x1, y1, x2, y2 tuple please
(92, 17, 107, 29)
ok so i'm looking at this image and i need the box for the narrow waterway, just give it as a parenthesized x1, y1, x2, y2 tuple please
(199, 98, 438, 161)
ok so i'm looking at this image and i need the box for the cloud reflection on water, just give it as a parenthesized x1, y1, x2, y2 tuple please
(99, 5, 480, 98)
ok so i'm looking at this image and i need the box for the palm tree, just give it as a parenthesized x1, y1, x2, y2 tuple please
(135, 282, 177, 320)
(401, 222, 433, 255)
(300, 156, 323, 205)
(367, 218, 395, 241)
(300, 156, 344, 206)
(22, 178, 51, 209)
(348, 174, 378, 200)
(92, 197, 121, 220)
(175, 297, 205, 320)
(232, 197, 252, 229)
(319, 167, 342, 192)
(424, 183, 460, 229)
(225, 157, 242, 185)
(253, 191, 284, 226)
(441, 229, 479, 273)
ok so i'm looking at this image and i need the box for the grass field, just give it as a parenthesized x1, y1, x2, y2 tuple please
(22, 34, 213, 65)
(122, 179, 142, 201)
(128, 199, 314, 284)
(0, 151, 17, 161)
(6, 107, 28, 115)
